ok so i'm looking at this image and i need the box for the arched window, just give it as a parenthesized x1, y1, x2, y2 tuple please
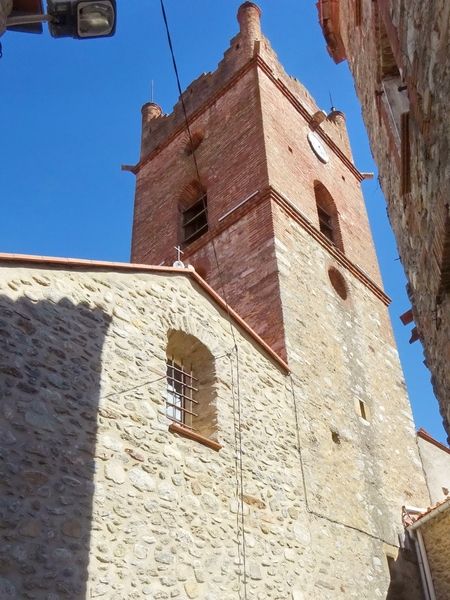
(314, 181, 344, 252)
(166, 330, 217, 442)
(179, 181, 208, 245)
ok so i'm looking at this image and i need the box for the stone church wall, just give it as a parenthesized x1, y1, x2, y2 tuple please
(0, 259, 429, 599)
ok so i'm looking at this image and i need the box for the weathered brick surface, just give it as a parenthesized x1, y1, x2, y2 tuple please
(131, 1, 384, 362)
(257, 66, 382, 286)
(0, 261, 429, 598)
(132, 66, 268, 265)
(318, 0, 450, 438)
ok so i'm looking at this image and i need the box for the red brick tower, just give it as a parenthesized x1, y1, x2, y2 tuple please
(131, 2, 387, 360)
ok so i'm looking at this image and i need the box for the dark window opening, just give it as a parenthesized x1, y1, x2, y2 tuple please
(314, 181, 344, 252)
(400, 112, 411, 195)
(438, 212, 450, 295)
(318, 206, 334, 243)
(182, 196, 208, 244)
(355, 0, 362, 26)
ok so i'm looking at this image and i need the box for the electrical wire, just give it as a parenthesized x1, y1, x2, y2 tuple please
(158, 0, 238, 350)
(159, 0, 201, 187)
(100, 375, 166, 401)
(229, 353, 246, 599)
(234, 348, 247, 596)
(159, 3, 397, 568)
(159, 3, 247, 596)
(289, 373, 311, 511)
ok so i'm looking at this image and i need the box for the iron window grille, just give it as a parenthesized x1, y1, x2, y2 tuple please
(182, 196, 208, 244)
(317, 205, 334, 243)
(166, 358, 198, 429)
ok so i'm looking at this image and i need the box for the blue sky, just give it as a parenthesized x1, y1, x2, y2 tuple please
(1, 1, 446, 443)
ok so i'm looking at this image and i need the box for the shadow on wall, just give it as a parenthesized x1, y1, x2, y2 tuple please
(0, 294, 111, 599)
(385, 547, 423, 600)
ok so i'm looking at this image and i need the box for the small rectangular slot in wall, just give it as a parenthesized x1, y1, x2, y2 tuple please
(359, 400, 367, 420)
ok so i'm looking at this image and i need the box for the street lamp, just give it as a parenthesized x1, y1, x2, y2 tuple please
(3, 0, 116, 39)
(48, 0, 116, 39)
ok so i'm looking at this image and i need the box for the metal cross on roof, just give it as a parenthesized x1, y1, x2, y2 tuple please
(174, 246, 184, 262)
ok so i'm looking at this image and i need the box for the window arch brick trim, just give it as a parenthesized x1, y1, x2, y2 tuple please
(178, 180, 206, 210)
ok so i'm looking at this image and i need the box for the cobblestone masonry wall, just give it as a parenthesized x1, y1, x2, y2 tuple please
(421, 509, 450, 600)
(0, 261, 429, 599)
(323, 0, 450, 438)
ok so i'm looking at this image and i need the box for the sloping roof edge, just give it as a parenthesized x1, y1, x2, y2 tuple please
(417, 428, 450, 455)
(0, 252, 290, 374)
(407, 496, 450, 531)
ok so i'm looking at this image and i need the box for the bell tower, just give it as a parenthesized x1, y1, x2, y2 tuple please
(130, 4, 430, 596)
(130, 2, 387, 361)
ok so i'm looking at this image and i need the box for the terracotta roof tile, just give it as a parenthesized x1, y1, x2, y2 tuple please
(404, 495, 450, 529)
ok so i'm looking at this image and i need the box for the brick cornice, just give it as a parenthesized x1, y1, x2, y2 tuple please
(269, 187, 391, 305)
(417, 428, 450, 455)
(180, 187, 390, 306)
(376, 0, 403, 73)
(255, 57, 363, 182)
(133, 58, 258, 175)
(132, 55, 364, 183)
(316, 0, 347, 64)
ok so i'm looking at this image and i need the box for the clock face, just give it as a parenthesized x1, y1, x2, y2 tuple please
(307, 131, 329, 164)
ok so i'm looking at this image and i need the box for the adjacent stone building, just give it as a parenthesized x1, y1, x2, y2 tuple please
(317, 0, 450, 439)
(407, 497, 450, 600)
(405, 429, 450, 598)
(0, 3, 434, 599)
(417, 428, 450, 504)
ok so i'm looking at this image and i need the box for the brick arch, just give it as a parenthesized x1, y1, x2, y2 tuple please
(164, 312, 224, 358)
(183, 131, 204, 156)
(314, 180, 344, 252)
(178, 180, 205, 210)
